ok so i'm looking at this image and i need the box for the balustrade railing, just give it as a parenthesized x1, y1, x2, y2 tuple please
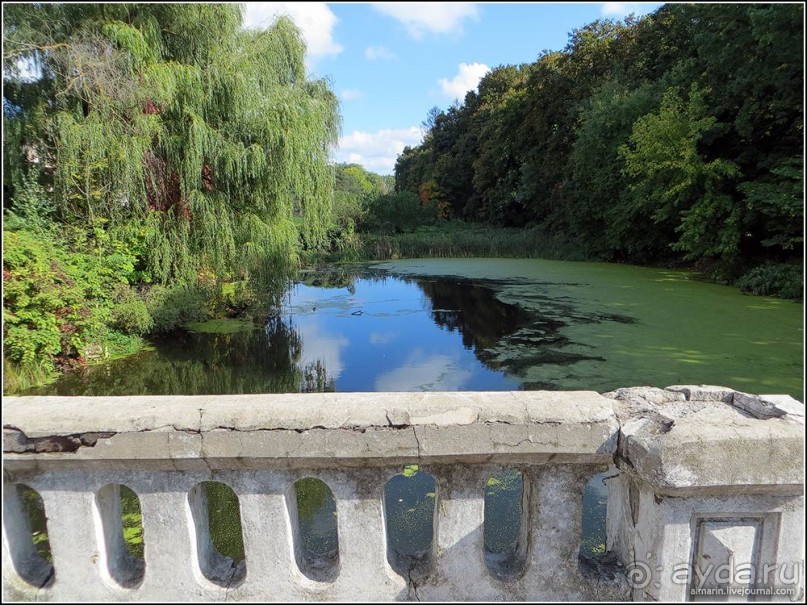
(3, 388, 803, 601)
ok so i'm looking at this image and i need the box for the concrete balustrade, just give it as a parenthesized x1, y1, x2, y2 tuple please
(2, 388, 804, 601)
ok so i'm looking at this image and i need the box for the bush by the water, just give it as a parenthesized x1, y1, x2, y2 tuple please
(144, 284, 211, 333)
(3, 227, 138, 364)
(736, 263, 803, 300)
(110, 285, 154, 335)
(2, 223, 149, 391)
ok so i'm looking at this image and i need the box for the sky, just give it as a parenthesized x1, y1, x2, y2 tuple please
(243, 2, 665, 175)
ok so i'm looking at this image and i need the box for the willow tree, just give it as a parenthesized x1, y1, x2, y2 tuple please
(3, 3, 340, 286)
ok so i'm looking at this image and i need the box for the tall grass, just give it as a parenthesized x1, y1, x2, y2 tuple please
(307, 222, 587, 264)
(3, 358, 59, 395)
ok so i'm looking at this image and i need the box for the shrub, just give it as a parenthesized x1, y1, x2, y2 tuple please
(3, 170, 55, 234)
(3, 220, 142, 372)
(145, 284, 211, 332)
(110, 285, 153, 335)
(3, 229, 102, 364)
(736, 262, 803, 300)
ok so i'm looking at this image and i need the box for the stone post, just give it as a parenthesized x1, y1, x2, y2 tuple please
(605, 386, 805, 603)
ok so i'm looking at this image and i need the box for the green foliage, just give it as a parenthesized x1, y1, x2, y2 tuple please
(570, 79, 660, 259)
(204, 482, 245, 562)
(3, 357, 58, 394)
(3, 182, 162, 392)
(120, 485, 144, 559)
(3, 169, 55, 233)
(363, 191, 438, 233)
(322, 163, 392, 252)
(3, 4, 345, 386)
(736, 263, 803, 300)
(144, 283, 210, 333)
(485, 471, 524, 500)
(295, 478, 333, 522)
(110, 285, 153, 335)
(186, 319, 254, 334)
(471, 69, 530, 224)
(317, 222, 583, 264)
(4, 229, 105, 364)
(619, 85, 741, 263)
(4, 4, 339, 286)
(2, 222, 148, 388)
(97, 329, 144, 360)
(737, 157, 803, 254)
(402, 464, 420, 478)
(394, 4, 803, 297)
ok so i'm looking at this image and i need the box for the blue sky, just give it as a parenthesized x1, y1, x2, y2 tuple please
(243, 3, 664, 174)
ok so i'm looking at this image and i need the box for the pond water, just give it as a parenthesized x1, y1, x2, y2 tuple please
(27, 258, 804, 399)
(24, 258, 804, 568)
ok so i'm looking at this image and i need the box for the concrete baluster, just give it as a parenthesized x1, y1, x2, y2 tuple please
(135, 482, 204, 598)
(224, 471, 300, 601)
(420, 465, 495, 600)
(330, 468, 406, 600)
(3, 389, 801, 601)
(521, 464, 602, 600)
(37, 486, 108, 599)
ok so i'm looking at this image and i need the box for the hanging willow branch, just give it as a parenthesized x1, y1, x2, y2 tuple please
(4, 3, 340, 287)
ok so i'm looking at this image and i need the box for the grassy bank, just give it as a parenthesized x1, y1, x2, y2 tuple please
(309, 222, 589, 264)
(307, 222, 803, 301)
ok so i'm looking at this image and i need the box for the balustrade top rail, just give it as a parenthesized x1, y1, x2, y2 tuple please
(3, 387, 804, 602)
(4, 391, 619, 470)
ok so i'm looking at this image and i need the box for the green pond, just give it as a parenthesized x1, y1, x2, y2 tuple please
(21, 258, 804, 572)
(28, 258, 804, 399)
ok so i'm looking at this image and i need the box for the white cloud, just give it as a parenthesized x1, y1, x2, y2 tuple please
(375, 352, 473, 391)
(242, 2, 342, 62)
(296, 318, 349, 382)
(438, 62, 490, 100)
(371, 3, 479, 39)
(365, 46, 397, 61)
(369, 331, 398, 345)
(340, 88, 363, 101)
(337, 127, 423, 175)
(601, 3, 643, 17)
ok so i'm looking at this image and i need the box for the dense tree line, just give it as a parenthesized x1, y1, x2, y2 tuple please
(396, 4, 803, 296)
(330, 162, 440, 240)
(327, 162, 393, 246)
(2, 4, 339, 387)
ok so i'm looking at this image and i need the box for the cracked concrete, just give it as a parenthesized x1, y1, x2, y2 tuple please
(2, 387, 803, 602)
(3, 391, 619, 471)
(3, 427, 116, 454)
(605, 386, 804, 495)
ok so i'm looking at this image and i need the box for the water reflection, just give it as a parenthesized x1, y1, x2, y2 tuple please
(418, 278, 528, 351)
(29, 316, 304, 396)
(375, 351, 474, 391)
(294, 317, 349, 385)
(31, 268, 531, 396)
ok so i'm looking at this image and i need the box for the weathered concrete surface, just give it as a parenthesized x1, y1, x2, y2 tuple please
(605, 386, 805, 494)
(3, 391, 618, 471)
(604, 386, 805, 603)
(607, 474, 804, 602)
(2, 388, 804, 602)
